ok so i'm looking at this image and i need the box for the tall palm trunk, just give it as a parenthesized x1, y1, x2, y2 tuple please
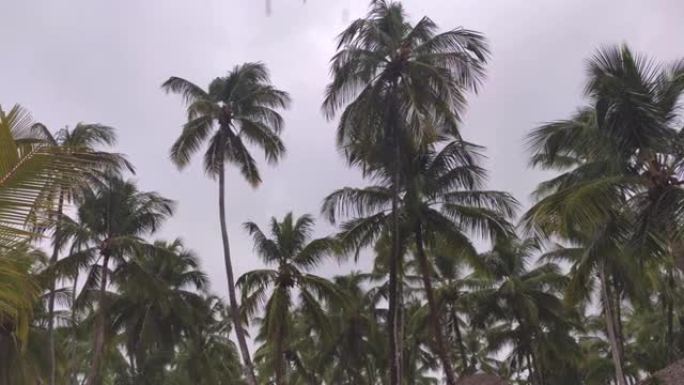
(0, 327, 12, 385)
(218, 161, 258, 385)
(47, 191, 64, 385)
(85, 252, 110, 385)
(599, 263, 627, 385)
(451, 309, 470, 373)
(525, 354, 536, 385)
(386, 85, 402, 385)
(612, 279, 625, 364)
(666, 264, 675, 363)
(514, 313, 541, 385)
(530, 350, 544, 385)
(69, 270, 79, 385)
(414, 223, 457, 385)
(274, 286, 288, 385)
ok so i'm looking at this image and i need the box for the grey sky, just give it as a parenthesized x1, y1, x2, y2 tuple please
(2, 0, 683, 296)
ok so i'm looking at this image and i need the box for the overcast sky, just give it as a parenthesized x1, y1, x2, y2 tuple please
(2, 0, 683, 296)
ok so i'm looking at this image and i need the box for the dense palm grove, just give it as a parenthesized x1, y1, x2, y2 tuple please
(1, 1, 684, 385)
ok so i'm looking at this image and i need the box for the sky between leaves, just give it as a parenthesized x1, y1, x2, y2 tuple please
(1, 0, 683, 296)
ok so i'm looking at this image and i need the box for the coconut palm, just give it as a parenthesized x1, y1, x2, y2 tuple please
(163, 62, 290, 385)
(323, 136, 516, 384)
(523, 106, 635, 385)
(169, 296, 245, 385)
(0, 104, 105, 248)
(238, 213, 338, 385)
(524, 45, 684, 384)
(55, 175, 173, 385)
(468, 237, 572, 385)
(111, 239, 208, 383)
(316, 273, 385, 385)
(323, 2, 489, 383)
(429, 251, 479, 374)
(0, 245, 43, 385)
(29, 122, 133, 385)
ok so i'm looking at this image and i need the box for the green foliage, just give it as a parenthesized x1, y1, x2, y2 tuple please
(3, 4, 684, 385)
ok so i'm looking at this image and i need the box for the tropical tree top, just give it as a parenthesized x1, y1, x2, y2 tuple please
(0, 105, 120, 248)
(323, 0, 490, 170)
(162, 62, 291, 185)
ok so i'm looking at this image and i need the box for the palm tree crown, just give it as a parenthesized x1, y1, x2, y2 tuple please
(163, 62, 290, 184)
(239, 213, 339, 385)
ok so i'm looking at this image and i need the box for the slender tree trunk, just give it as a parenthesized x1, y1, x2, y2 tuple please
(84, 252, 110, 385)
(386, 86, 402, 385)
(47, 191, 64, 385)
(128, 352, 137, 379)
(70, 271, 79, 385)
(451, 309, 470, 373)
(287, 350, 317, 385)
(274, 286, 288, 385)
(613, 280, 625, 364)
(530, 350, 544, 385)
(523, 353, 536, 385)
(414, 224, 457, 385)
(514, 314, 540, 385)
(666, 265, 675, 363)
(218, 163, 258, 385)
(599, 264, 627, 385)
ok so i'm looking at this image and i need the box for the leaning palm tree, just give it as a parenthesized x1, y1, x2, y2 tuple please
(323, 2, 488, 383)
(57, 175, 173, 385)
(163, 62, 290, 385)
(30, 122, 132, 385)
(323, 136, 516, 385)
(238, 213, 339, 385)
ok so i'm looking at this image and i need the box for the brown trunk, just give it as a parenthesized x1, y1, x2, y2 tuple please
(84, 252, 110, 385)
(0, 329, 12, 385)
(387, 87, 402, 385)
(514, 314, 540, 385)
(274, 287, 287, 385)
(613, 279, 625, 364)
(69, 270, 79, 385)
(599, 264, 627, 385)
(525, 353, 536, 385)
(414, 224, 457, 385)
(530, 350, 544, 385)
(218, 163, 258, 385)
(451, 309, 470, 373)
(667, 265, 675, 363)
(47, 191, 64, 385)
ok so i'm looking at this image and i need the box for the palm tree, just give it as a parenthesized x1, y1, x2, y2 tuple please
(469, 237, 572, 385)
(111, 239, 208, 383)
(163, 62, 290, 385)
(30, 122, 132, 385)
(170, 296, 245, 385)
(323, 136, 516, 384)
(0, 245, 42, 385)
(238, 213, 338, 385)
(523, 106, 634, 385)
(315, 273, 385, 385)
(523, 45, 684, 383)
(0, 104, 103, 248)
(323, 2, 489, 382)
(429, 252, 477, 374)
(56, 175, 173, 385)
